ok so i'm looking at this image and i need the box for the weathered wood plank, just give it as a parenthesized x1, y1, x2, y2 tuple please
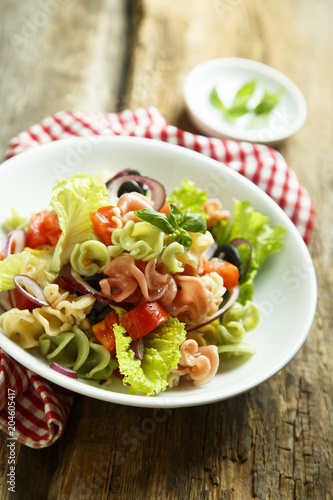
(0, 0, 129, 158)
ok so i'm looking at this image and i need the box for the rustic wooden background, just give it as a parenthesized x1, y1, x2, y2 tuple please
(0, 1, 332, 499)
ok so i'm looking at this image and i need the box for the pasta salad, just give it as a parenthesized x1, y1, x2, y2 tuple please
(0, 170, 286, 396)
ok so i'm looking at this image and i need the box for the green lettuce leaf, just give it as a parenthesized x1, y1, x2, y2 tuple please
(49, 172, 109, 273)
(166, 180, 208, 218)
(0, 254, 24, 290)
(114, 317, 187, 396)
(0, 247, 54, 291)
(213, 199, 286, 304)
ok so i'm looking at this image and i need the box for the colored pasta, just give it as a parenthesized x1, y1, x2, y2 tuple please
(0, 170, 286, 396)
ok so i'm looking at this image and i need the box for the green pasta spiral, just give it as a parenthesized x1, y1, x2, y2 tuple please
(39, 325, 117, 379)
(70, 240, 110, 276)
(201, 301, 260, 358)
(111, 221, 164, 261)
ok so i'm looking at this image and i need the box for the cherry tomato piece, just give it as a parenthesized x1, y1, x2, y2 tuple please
(202, 259, 239, 289)
(26, 210, 61, 248)
(119, 301, 168, 341)
(92, 310, 120, 357)
(90, 206, 121, 246)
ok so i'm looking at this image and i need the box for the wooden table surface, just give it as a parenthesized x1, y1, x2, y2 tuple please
(0, 1, 332, 499)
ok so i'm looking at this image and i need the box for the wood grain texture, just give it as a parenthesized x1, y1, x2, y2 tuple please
(0, 0, 332, 499)
(0, 0, 129, 158)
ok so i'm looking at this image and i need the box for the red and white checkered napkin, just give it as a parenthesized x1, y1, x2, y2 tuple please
(0, 107, 315, 448)
(0, 350, 72, 448)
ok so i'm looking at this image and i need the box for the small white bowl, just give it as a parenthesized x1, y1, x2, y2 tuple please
(184, 58, 307, 144)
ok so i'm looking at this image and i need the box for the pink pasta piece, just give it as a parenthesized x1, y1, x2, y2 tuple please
(166, 275, 212, 324)
(193, 345, 219, 385)
(100, 256, 177, 306)
(100, 274, 138, 302)
(172, 340, 219, 386)
(170, 366, 190, 376)
(144, 260, 178, 306)
(117, 192, 154, 222)
(203, 199, 231, 228)
(188, 355, 211, 382)
(178, 339, 201, 367)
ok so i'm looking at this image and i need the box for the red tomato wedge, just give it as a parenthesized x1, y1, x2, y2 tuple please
(159, 203, 170, 215)
(90, 206, 121, 246)
(92, 310, 120, 357)
(202, 259, 239, 289)
(26, 210, 61, 249)
(12, 288, 37, 312)
(119, 301, 168, 341)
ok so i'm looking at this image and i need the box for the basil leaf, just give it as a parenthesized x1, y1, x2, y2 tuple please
(173, 228, 192, 251)
(254, 89, 282, 115)
(181, 213, 207, 233)
(134, 209, 175, 234)
(210, 82, 255, 121)
(231, 80, 256, 113)
(210, 87, 227, 111)
(169, 204, 184, 227)
(226, 107, 248, 118)
(136, 205, 206, 249)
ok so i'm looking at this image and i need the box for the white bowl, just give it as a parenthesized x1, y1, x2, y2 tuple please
(0, 136, 317, 407)
(184, 58, 307, 144)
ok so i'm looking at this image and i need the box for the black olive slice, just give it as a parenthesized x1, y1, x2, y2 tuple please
(213, 244, 242, 271)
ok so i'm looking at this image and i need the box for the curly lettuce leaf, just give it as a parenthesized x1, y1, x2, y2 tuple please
(213, 199, 286, 304)
(114, 317, 187, 396)
(0, 254, 24, 291)
(49, 173, 109, 273)
(166, 180, 208, 218)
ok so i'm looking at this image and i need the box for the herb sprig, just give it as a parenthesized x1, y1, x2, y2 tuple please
(135, 204, 206, 251)
(210, 80, 283, 124)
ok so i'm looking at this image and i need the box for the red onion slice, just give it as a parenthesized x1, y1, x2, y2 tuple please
(4, 229, 26, 258)
(185, 285, 240, 332)
(134, 338, 145, 360)
(204, 240, 218, 260)
(13, 275, 50, 307)
(107, 169, 134, 181)
(60, 264, 122, 306)
(50, 363, 78, 379)
(229, 238, 252, 276)
(106, 173, 166, 211)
